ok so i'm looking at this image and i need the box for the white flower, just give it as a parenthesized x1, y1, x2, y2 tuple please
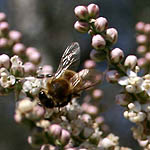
(22, 77, 42, 96)
(99, 134, 119, 148)
(141, 78, 150, 96)
(118, 69, 143, 93)
(10, 55, 24, 76)
(0, 67, 15, 88)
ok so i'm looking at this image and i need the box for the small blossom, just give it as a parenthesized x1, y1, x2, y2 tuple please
(87, 4, 99, 18)
(0, 21, 9, 33)
(92, 89, 103, 99)
(13, 43, 26, 55)
(135, 22, 145, 32)
(0, 54, 10, 69)
(137, 58, 147, 68)
(10, 55, 24, 76)
(137, 45, 147, 54)
(28, 51, 41, 65)
(74, 6, 89, 20)
(124, 55, 137, 69)
(94, 17, 108, 32)
(48, 124, 62, 138)
(118, 69, 143, 93)
(18, 98, 34, 114)
(92, 34, 106, 50)
(74, 21, 89, 33)
(110, 48, 124, 63)
(0, 38, 8, 48)
(99, 134, 119, 148)
(136, 34, 147, 44)
(0, 67, 15, 88)
(0, 12, 6, 22)
(84, 60, 96, 69)
(60, 129, 71, 146)
(144, 24, 150, 34)
(9, 30, 22, 42)
(24, 62, 36, 75)
(106, 28, 118, 44)
(22, 77, 42, 96)
(41, 65, 53, 75)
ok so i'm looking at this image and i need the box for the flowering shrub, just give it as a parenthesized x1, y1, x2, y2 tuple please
(0, 2, 150, 150)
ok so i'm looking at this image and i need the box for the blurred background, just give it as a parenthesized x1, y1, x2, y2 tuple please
(0, 0, 150, 149)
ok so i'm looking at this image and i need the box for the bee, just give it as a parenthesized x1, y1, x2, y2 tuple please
(38, 42, 101, 108)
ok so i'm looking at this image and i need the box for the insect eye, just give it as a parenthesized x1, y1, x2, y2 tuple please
(39, 91, 54, 108)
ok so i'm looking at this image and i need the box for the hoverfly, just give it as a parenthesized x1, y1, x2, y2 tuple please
(38, 42, 101, 108)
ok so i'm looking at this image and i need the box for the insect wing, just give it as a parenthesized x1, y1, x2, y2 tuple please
(70, 69, 102, 92)
(55, 42, 80, 78)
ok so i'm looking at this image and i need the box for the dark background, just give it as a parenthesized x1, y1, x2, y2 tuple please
(0, 0, 150, 149)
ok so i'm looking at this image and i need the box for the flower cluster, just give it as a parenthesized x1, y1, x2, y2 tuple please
(0, 13, 41, 76)
(136, 22, 150, 72)
(74, 3, 150, 150)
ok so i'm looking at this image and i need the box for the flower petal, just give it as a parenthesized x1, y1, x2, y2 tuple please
(118, 76, 129, 85)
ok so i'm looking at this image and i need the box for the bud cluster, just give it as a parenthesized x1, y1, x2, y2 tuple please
(74, 4, 119, 64)
(135, 22, 150, 70)
(0, 12, 42, 76)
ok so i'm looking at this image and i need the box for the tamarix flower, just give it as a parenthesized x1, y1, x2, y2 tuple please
(0, 67, 15, 88)
(118, 69, 143, 93)
(10, 55, 24, 76)
(22, 77, 42, 96)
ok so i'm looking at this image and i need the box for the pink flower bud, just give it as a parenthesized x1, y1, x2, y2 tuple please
(106, 70, 119, 83)
(90, 49, 106, 62)
(13, 43, 26, 55)
(94, 17, 108, 32)
(0, 38, 8, 48)
(137, 45, 147, 54)
(135, 22, 145, 32)
(14, 112, 22, 123)
(60, 129, 70, 146)
(74, 21, 89, 33)
(124, 55, 137, 69)
(95, 116, 104, 125)
(145, 52, 150, 62)
(137, 58, 147, 67)
(48, 124, 62, 138)
(28, 51, 41, 65)
(92, 89, 103, 99)
(30, 105, 45, 120)
(110, 48, 124, 63)
(87, 4, 99, 18)
(9, 30, 22, 43)
(41, 65, 53, 75)
(84, 59, 96, 69)
(74, 6, 89, 20)
(82, 103, 98, 115)
(136, 34, 147, 44)
(26, 47, 37, 56)
(144, 24, 150, 34)
(106, 28, 118, 44)
(92, 34, 106, 50)
(0, 12, 6, 22)
(0, 22, 9, 33)
(0, 54, 10, 69)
